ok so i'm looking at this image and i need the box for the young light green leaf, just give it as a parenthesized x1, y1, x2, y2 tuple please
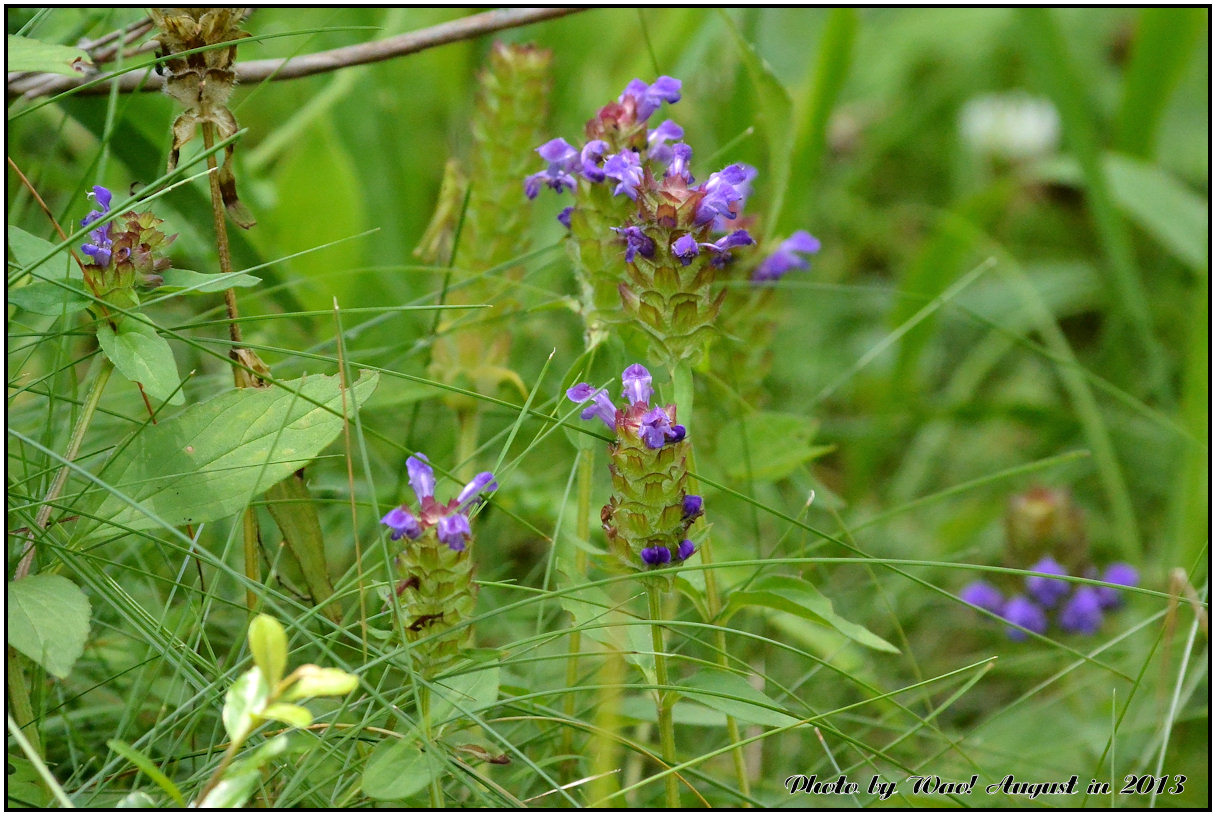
(261, 703, 313, 729)
(6, 34, 92, 76)
(284, 665, 359, 701)
(680, 669, 801, 728)
(362, 739, 444, 801)
(158, 268, 261, 293)
(6, 225, 90, 315)
(105, 739, 185, 806)
(222, 667, 270, 744)
(194, 734, 289, 809)
(116, 791, 159, 809)
(96, 319, 184, 406)
(78, 371, 379, 538)
(7, 574, 91, 679)
(247, 614, 288, 689)
(429, 663, 500, 727)
(724, 575, 899, 654)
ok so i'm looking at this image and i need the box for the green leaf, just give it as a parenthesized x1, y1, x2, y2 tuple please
(429, 663, 500, 728)
(78, 371, 378, 538)
(157, 268, 261, 294)
(715, 411, 824, 482)
(116, 791, 160, 809)
(6, 34, 92, 76)
(284, 664, 359, 700)
(7, 574, 91, 679)
(247, 614, 288, 688)
(265, 472, 340, 622)
(222, 667, 270, 744)
(723, 575, 899, 654)
(362, 739, 444, 801)
(681, 669, 802, 728)
(195, 734, 288, 809)
(96, 319, 184, 406)
(105, 739, 185, 807)
(1104, 152, 1208, 272)
(6, 225, 89, 316)
(558, 581, 655, 686)
(262, 702, 313, 729)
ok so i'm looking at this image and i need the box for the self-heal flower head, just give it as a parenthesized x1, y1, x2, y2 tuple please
(381, 453, 497, 551)
(380, 506, 423, 541)
(960, 580, 1005, 614)
(1058, 586, 1103, 634)
(566, 383, 617, 429)
(621, 363, 653, 405)
(647, 119, 684, 165)
(603, 151, 644, 199)
(1001, 595, 1047, 641)
(694, 163, 750, 226)
(1095, 563, 1139, 610)
(752, 231, 822, 282)
(1025, 556, 1070, 608)
(620, 75, 682, 122)
(524, 138, 579, 199)
(641, 545, 671, 566)
(611, 225, 655, 263)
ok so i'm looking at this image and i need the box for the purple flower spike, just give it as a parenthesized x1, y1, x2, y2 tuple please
(524, 137, 579, 199)
(1001, 595, 1047, 641)
(647, 119, 684, 164)
(381, 506, 423, 541)
(407, 454, 436, 503)
(580, 139, 608, 182)
(1059, 586, 1104, 634)
(1096, 563, 1139, 610)
(456, 472, 497, 510)
(611, 225, 655, 262)
(1025, 556, 1070, 608)
(682, 494, 703, 521)
(603, 151, 644, 199)
(567, 384, 617, 430)
(672, 233, 700, 266)
(676, 539, 696, 561)
(437, 514, 472, 551)
(752, 231, 822, 283)
(621, 75, 682, 121)
(960, 581, 1004, 614)
(666, 142, 693, 183)
(80, 185, 115, 264)
(557, 206, 573, 229)
(641, 545, 672, 566)
(621, 363, 653, 405)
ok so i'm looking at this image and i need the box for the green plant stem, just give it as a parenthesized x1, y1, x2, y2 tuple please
(646, 581, 679, 808)
(456, 407, 482, 480)
(200, 122, 244, 355)
(7, 648, 41, 757)
(194, 738, 243, 806)
(419, 686, 445, 808)
(670, 361, 752, 801)
(562, 448, 593, 766)
(15, 357, 113, 580)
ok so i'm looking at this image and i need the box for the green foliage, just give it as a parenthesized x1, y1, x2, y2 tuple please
(7, 574, 91, 678)
(5, 33, 91, 75)
(96, 319, 184, 405)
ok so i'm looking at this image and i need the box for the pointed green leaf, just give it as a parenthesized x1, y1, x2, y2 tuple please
(284, 664, 359, 700)
(7, 574, 91, 679)
(247, 614, 288, 688)
(222, 667, 270, 744)
(1104, 152, 1207, 272)
(724, 575, 899, 653)
(96, 319, 184, 406)
(6, 225, 89, 315)
(429, 663, 500, 727)
(78, 371, 378, 538)
(715, 411, 825, 482)
(681, 669, 801, 728)
(105, 739, 185, 806)
(6, 34, 92, 76)
(265, 472, 339, 621)
(157, 268, 261, 293)
(558, 581, 655, 686)
(262, 703, 313, 729)
(362, 739, 444, 801)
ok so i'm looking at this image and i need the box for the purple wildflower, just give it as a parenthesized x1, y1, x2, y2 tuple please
(524, 138, 579, 199)
(80, 185, 115, 267)
(752, 231, 821, 282)
(620, 76, 682, 121)
(1058, 586, 1104, 634)
(579, 139, 608, 182)
(666, 142, 693, 183)
(711, 164, 756, 231)
(381, 454, 496, 551)
(407, 454, 436, 503)
(611, 225, 655, 262)
(566, 383, 617, 429)
(671, 233, 700, 266)
(1001, 595, 1048, 641)
(1025, 556, 1070, 608)
(960, 581, 1005, 614)
(676, 539, 696, 561)
(437, 514, 473, 551)
(640, 406, 685, 449)
(456, 472, 497, 510)
(380, 506, 423, 541)
(603, 151, 644, 199)
(682, 494, 703, 522)
(1095, 563, 1138, 610)
(694, 164, 750, 226)
(557, 206, 573, 229)
(647, 119, 684, 164)
(622, 363, 653, 405)
(641, 545, 672, 566)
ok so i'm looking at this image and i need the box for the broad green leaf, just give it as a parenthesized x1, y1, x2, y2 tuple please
(247, 614, 288, 688)
(78, 371, 378, 538)
(724, 575, 899, 654)
(715, 411, 825, 482)
(6, 754, 50, 809)
(157, 268, 261, 293)
(105, 739, 185, 806)
(618, 694, 735, 727)
(681, 669, 801, 728)
(6, 225, 89, 315)
(262, 703, 313, 729)
(223, 667, 270, 744)
(284, 664, 359, 700)
(558, 581, 655, 686)
(7, 574, 91, 679)
(362, 739, 444, 801)
(6, 34, 92, 76)
(96, 319, 184, 405)
(195, 734, 288, 809)
(1104, 152, 1207, 272)
(265, 472, 340, 622)
(429, 663, 500, 727)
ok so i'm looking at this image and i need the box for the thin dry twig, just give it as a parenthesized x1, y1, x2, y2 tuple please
(7, 8, 583, 99)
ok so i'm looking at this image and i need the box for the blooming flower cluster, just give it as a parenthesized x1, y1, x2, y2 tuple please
(567, 363, 702, 570)
(961, 557, 1139, 641)
(380, 454, 496, 551)
(78, 185, 176, 308)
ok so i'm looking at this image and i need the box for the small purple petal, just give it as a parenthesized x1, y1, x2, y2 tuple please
(621, 76, 682, 121)
(666, 142, 693, 183)
(381, 506, 423, 541)
(568, 384, 616, 429)
(1001, 595, 1048, 641)
(682, 494, 703, 521)
(580, 139, 608, 182)
(672, 233, 699, 266)
(1058, 586, 1104, 634)
(668, 424, 686, 443)
(81, 244, 111, 267)
(621, 363, 652, 406)
(537, 137, 577, 164)
(676, 539, 696, 561)
(1025, 556, 1070, 608)
(437, 514, 472, 551)
(611, 225, 655, 263)
(557, 206, 573, 229)
(1096, 563, 1139, 610)
(407, 454, 435, 503)
(603, 151, 644, 200)
(456, 472, 497, 509)
(88, 185, 113, 211)
(641, 545, 672, 566)
(694, 164, 748, 226)
(960, 581, 1004, 614)
(751, 230, 821, 283)
(647, 119, 684, 164)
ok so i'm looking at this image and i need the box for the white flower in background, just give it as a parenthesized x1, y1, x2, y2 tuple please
(959, 91, 1061, 161)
